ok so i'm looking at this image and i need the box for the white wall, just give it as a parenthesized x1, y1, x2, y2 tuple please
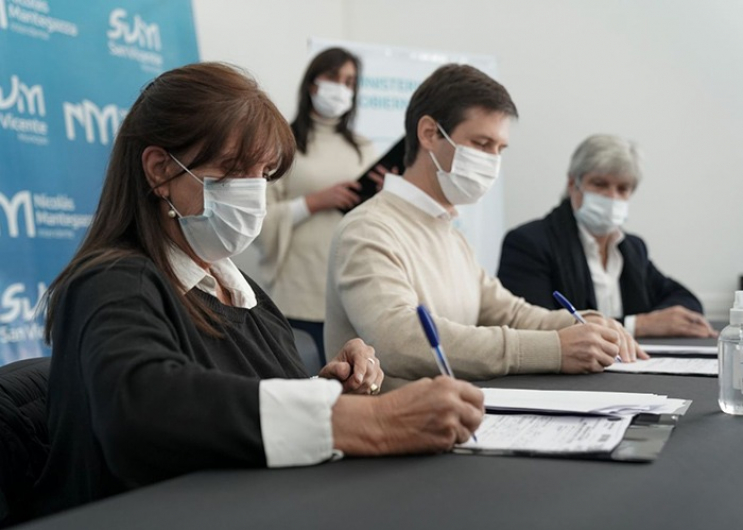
(192, 0, 743, 320)
(192, 0, 344, 116)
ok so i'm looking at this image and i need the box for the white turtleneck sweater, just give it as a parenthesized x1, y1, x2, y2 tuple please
(255, 116, 376, 322)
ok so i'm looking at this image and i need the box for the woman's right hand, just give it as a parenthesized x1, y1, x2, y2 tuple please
(331, 376, 484, 456)
(305, 181, 362, 213)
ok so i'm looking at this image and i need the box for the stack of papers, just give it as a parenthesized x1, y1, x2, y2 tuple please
(481, 388, 690, 416)
(456, 388, 691, 458)
(607, 357, 718, 376)
(601, 343, 720, 376)
(639, 344, 718, 356)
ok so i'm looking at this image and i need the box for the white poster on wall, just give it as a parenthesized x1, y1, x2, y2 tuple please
(308, 37, 506, 274)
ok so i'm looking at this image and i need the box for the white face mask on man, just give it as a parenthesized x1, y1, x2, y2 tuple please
(574, 189, 629, 236)
(167, 154, 267, 263)
(429, 122, 501, 205)
(310, 80, 354, 119)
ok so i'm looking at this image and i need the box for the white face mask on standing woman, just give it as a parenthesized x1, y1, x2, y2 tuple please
(574, 188, 630, 236)
(429, 122, 502, 205)
(166, 153, 267, 263)
(310, 80, 354, 119)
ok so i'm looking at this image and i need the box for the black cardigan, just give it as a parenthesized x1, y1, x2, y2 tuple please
(497, 199, 703, 320)
(34, 257, 307, 517)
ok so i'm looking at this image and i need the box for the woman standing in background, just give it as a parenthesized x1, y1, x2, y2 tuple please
(256, 47, 377, 362)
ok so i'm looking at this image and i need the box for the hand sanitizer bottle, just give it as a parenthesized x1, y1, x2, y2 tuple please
(719, 291, 743, 415)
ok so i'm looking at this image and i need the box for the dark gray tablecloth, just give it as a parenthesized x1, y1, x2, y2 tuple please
(19, 371, 743, 530)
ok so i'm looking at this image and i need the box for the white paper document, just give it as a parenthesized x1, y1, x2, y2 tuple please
(482, 388, 687, 416)
(639, 344, 718, 356)
(606, 357, 718, 376)
(456, 414, 633, 455)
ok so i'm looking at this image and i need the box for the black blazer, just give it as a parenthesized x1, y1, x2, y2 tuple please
(497, 199, 703, 320)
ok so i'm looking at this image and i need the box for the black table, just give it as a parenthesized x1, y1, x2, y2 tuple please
(19, 370, 743, 530)
(640, 336, 719, 348)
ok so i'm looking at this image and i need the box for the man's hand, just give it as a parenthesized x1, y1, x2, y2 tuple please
(583, 314, 649, 362)
(558, 323, 620, 373)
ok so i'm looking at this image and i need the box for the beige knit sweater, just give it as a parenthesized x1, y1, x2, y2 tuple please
(325, 190, 578, 390)
(255, 116, 375, 321)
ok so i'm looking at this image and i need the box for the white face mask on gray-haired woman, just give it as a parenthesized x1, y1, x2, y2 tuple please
(575, 190, 629, 236)
(167, 154, 267, 263)
(429, 122, 501, 205)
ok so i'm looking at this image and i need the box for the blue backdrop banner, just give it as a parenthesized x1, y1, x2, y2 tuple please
(0, 0, 199, 364)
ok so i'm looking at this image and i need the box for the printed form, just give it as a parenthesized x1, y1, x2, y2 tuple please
(456, 414, 633, 455)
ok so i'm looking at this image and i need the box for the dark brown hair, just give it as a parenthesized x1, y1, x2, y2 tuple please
(291, 47, 362, 158)
(403, 63, 518, 167)
(44, 62, 296, 342)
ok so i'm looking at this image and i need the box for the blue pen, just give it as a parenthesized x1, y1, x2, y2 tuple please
(416, 304, 477, 442)
(552, 291, 621, 363)
(552, 291, 587, 324)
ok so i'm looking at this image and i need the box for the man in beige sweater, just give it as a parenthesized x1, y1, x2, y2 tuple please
(325, 64, 647, 391)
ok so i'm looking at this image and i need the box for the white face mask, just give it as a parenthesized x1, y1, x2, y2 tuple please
(574, 189, 629, 236)
(310, 80, 354, 119)
(429, 122, 501, 205)
(167, 154, 267, 263)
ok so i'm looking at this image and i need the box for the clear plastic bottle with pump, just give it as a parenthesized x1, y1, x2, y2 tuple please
(718, 291, 743, 415)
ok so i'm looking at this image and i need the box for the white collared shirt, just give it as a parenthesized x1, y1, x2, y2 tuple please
(168, 245, 258, 308)
(576, 224, 637, 336)
(168, 245, 342, 467)
(383, 174, 454, 221)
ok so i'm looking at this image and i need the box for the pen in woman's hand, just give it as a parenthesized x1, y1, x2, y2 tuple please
(416, 304, 477, 442)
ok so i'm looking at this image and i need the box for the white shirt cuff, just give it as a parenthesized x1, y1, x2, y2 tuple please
(624, 315, 637, 337)
(259, 378, 343, 467)
(290, 197, 311, 225)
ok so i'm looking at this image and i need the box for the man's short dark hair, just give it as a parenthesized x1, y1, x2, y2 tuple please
(403, 64, 518, 167)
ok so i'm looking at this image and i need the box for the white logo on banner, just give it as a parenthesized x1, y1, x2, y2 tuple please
(0, 282, 46, 345)
(0, 74, 49, 144)
(0, 0, 78, 40)
(0, 191, 34, 238)
(0, 282, 44, 324)
(0, 74, 45, 115)
(0, 190, 93, 240)
(63, 100, 127, 145)
(107, 8, 164, 73)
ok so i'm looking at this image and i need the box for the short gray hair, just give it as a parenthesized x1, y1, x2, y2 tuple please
(568, 134, 642, 189)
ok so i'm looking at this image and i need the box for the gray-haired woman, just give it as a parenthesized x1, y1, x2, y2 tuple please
(498, 134, 715, 338)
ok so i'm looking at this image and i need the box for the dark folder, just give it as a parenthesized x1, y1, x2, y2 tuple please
(455, 400, 691, 463)
(338, 137, 406, 214)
